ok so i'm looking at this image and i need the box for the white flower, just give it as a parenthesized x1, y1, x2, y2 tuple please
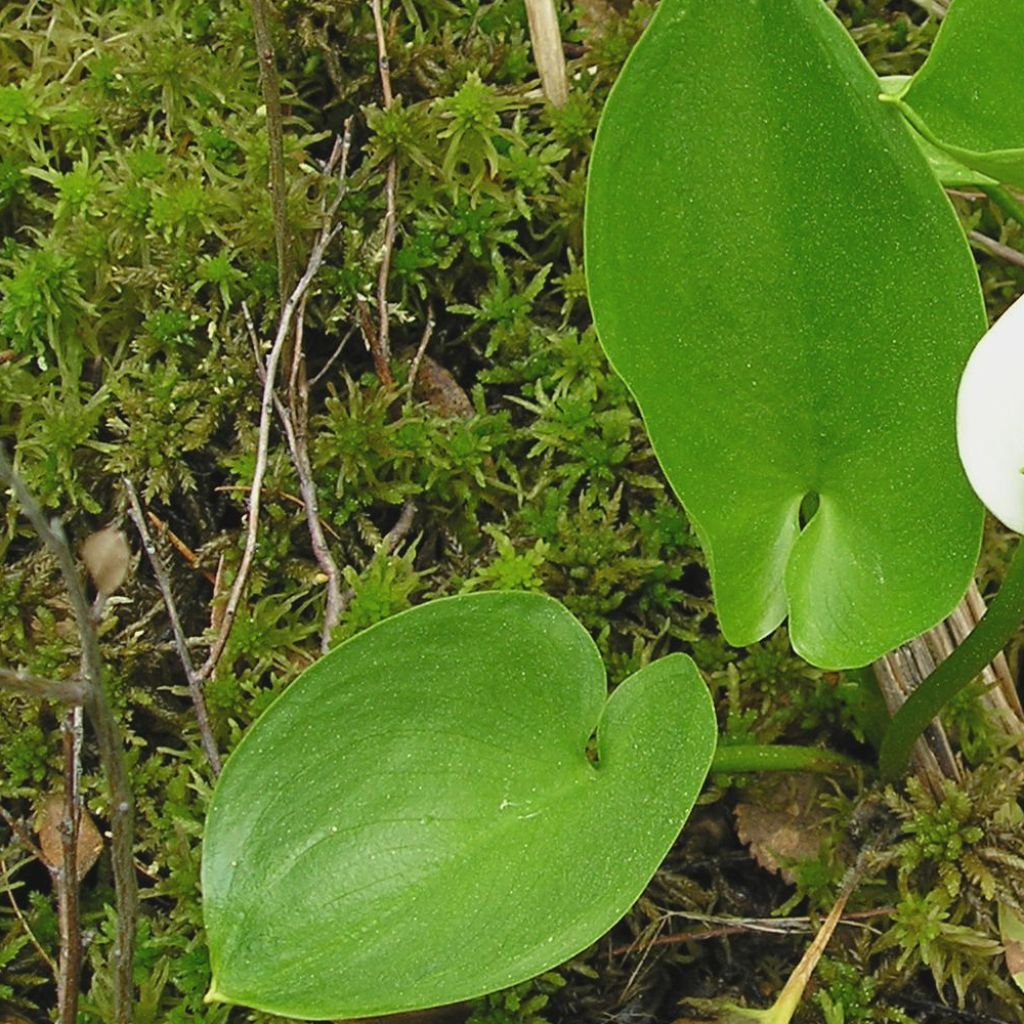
(957, 291, 1024, 532)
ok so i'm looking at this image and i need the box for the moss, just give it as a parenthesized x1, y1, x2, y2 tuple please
(1, 0, 1023, 1021)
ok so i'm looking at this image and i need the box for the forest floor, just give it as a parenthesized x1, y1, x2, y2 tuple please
(1, 0, 1024, 1022)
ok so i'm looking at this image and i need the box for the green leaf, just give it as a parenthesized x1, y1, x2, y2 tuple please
(585, 0, 986, 668)
(887, 0, 1024, 188)
(202, 592, 716, 1020)
(878, 76, 998, 187)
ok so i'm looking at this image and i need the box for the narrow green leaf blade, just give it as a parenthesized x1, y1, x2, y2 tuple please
(894, 0, 1024, 188)
(585, 0, 986, 668)
(202, 592, 716, 1020)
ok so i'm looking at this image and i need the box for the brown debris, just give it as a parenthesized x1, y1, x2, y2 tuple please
(734, 774, 831, 884)
(36, 795, 103, 883)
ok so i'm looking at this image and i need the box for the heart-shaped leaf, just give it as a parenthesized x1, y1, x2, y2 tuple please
(879, 76, 998, 187)
(957, 291, 1024, 532)
(202, 592, 716, 1020)
(585, 0, 986, 668)
(887, 0, 1024, 188)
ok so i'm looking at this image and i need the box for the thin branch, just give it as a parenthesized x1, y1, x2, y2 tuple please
(214, 484, 343, 541)
(242, 302, 345, 653)
(308, 326, 356, 389)
(369, 0, 393, 106)
(906, 0, 949, 15)
(611, 906, 896, 956)
(2, 854, 57, 974)
(56, 708, 82, 1024)
(356, 297, 393, 384)
(0, 668, 85, 704)
(337, 501, 417, 617)
(201, 142, 354, 679)
(405, 305, 435, 404)
(370, 0, 397, 385)
(969, 230, 1024, 270)
(0, 447, 136, 1024)
(524, 0, 568, 106)
(249, 0, 291, 306)
(0, 806, 46, 862)
(145, 510, 217, 584)
(124, 480, 222, 775)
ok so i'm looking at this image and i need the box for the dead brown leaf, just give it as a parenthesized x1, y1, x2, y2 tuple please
(81, 526, 130, 597)
(36, 794, 103, 882)
(407, 353, 474, 419)
(734, 773, 831, 884)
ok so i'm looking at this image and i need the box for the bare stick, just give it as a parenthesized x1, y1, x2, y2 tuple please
(611, 906, 895, 956)
(124, 480, 222, 775)
(356, 297, 394, 385)
(2, 853, 58, 974)
(0, 668, 85, 704)
(969, 230, 1024, 270)
(907, 0, 948, 15)
(370, 0, 397, 384)
(0, 447, 137, 1024)
(369, 0, 393, 107)
(405, 305, 435, 402)
(214, 484, 343, 540)
(145, 510, 216, 582)
(249, 0, 291, 305)
(308, 326, 356, 389)
(0, 806, 46, 859)
(337, 501, 418, 616)
(242, 303, 344, 652)
(201, 142, 354, 679)
(56, 711, 82, 1024)
(524, 0, 568, 106)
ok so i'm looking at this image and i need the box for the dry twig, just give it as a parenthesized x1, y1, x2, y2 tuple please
(124, 479, 222, 774)
(370, 0, 398, 386)
(1, 851, 58, 975)
(337, 500, 418, 618)
(0, 447, 137, 1024)
(406, 304, 435, 404)
(969, 230, 1024, 270)
(249, 0, 291, 305)
(611, 906, 895, 956)
(0, 668, 86, 704)
(242, 298, 346, 652)
(202, 131, 355, 675)
(524, 0, 568, 106)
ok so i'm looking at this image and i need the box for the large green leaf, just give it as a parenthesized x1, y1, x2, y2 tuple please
(202, 592, 715, 1020)
(888, 0, 1024, 188)
(878, 76, 998, 187)
(585, 0, 986, 669)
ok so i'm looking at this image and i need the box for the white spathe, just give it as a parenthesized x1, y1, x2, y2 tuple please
(957, 291, 1024, 533)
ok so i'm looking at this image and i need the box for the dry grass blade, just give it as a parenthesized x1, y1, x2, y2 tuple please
(524, 0, 567, 106)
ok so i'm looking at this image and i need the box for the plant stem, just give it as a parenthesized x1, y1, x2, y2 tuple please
(726, 886, 852, 1024)
(249, 0, 291, 306)
(56, 706, 82, 1024)
(124, 479, 222, 774)
(711, 744, 860, 775)
(0, 668, 85, 703)
(879, 537, 1024, 780)
(979, 184, 1024, 225)
(0, 447, 137, 1024)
